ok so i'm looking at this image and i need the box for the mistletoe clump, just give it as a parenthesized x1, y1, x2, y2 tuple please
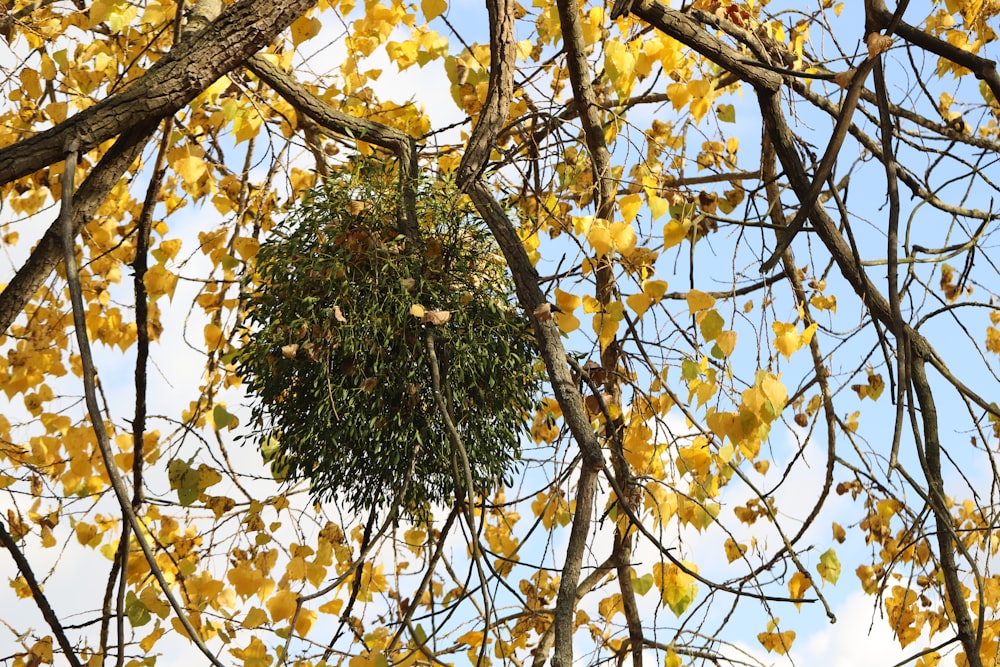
(236, 164, 540, 516)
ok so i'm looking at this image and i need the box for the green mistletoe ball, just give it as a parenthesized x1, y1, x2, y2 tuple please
(236, 164, 540, 516)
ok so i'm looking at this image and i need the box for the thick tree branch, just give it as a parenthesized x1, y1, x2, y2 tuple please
(245, 55, 419, 236)
(632, 3, 781, 92)
(758, 56, 877, 273)
(555, 0, 639, 662)
(0, 0, 315, 186)
(454, 0, 514, 188)
(910, 359, 984, 667)
(0, 122, 154, 336)
(865, 0, 1000, 101)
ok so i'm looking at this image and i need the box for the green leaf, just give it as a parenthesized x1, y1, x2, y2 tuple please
(699, 309, 724, 342)
(213, 404, 236, 430)
(817, 548, 841, 585)
(717, 103, 736, 122)
(663, 582, 698, 617)
(125, 591, 151, 627)
(167, 458, 200, 506)
(632, 573, 654, 596)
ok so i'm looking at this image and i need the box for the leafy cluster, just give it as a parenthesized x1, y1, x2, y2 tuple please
(236, 162, 540, 515)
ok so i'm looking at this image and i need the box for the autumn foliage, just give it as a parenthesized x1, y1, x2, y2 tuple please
(2, 0, 1000, 666)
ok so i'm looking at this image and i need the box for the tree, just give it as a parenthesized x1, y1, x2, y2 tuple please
(1, 0, 1000, 665)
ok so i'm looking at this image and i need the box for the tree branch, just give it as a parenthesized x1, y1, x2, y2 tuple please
(0, 519, 83, 667)
(0, 0, 316, 186)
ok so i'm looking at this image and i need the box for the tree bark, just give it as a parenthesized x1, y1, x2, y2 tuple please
(0, 0, 316, 186)
(0, 123, 154, 336)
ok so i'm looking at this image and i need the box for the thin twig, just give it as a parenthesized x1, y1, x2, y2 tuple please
(58, 135, 227, 667)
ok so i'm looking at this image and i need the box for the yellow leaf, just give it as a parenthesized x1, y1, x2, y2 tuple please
(143, 264, 178, 301)
(554, 311, 580, 333)
(594, 313, 620, 350)
(686, 289, 715, 314)
(642, 279, 668, 301)
(386, 40, 419, 69)
(409, 304, 426, 318)
(687, 79, 710, 97)
(350, 653, 388, 667)
(604, 40, 636, 98)
(598, 593, 624, 620)
(141, 0, 170, 26)
(233, 237, 260, 262)
(28, 638, 52, 664)
(723, 537, 746, 563)
(772, 321, 816, 359)
(318, 598, 343, 615)
(290, 15, 321, 46)
(845, 410, 860, 432)
(788, 571, 812, 608)
(228, 562, 266, 599)
(759, 374, 787, 414)
(690, 96, 712, 123)
(204, 323, 223, 349)
(619, 193, 642, 222)
(155, 238, 182, 263)
(832, 522, 845, 542)
(139, 627, 165, 652)
(169, 147, 208, 186)
(242, 607, 269, 629)
(229, 636, 271, 666)
(610, 221, 637, 256)
(404, 527, 426, 556)
(555, 288, 581, 312)
(266, 589, 298, 623)
(663, 219, 689, 248)
(456, 630, 484, 647)
(587, 220, 613, 257)
(666, 82, 690, 110)
(233, 108, 263, 144)
(290, 167, 316, 194)
(716, 330, 737, 356)
(809, 294, 837, 312)
(916, 653, 940, 667)
(295, 608, 317, 636)
(20, 68, 42, 99)
(626, 293, 653, 317)
(758, 629, 796, 655)
(422, 0, 447, 20)
(653, 560, 699, 616)
(648, 193, 669, 220)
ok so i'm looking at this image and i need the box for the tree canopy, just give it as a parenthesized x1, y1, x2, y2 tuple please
(2, 0, 1000, 666)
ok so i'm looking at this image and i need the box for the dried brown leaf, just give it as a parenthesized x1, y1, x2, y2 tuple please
(866, 33, 893, 58)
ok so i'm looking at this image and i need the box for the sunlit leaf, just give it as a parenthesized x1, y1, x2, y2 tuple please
(422, 0, 447, 20)
(686, 289, 715, 314)
(817, 548, 841, 584)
